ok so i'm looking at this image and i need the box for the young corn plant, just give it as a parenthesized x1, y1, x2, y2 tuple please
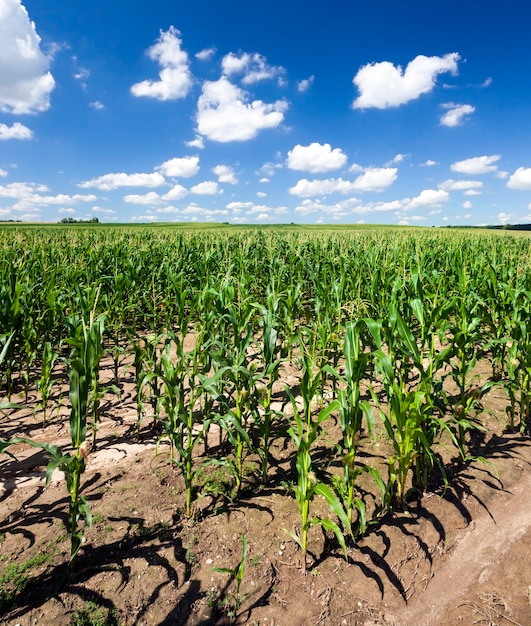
(11, 311, 106, 564)
(212, 534, 249, 624)
(284, 345, 351, 573)
(447, 268, 491, 458)
(370, 309, 454, 507)
(211, 289, 260, 496)
(36, 340, 60, 424)
(255, 296, 287, 484)
(156, 332, 216, 517)
(325, 320, 387, 533)
(504, 287, 531, 433)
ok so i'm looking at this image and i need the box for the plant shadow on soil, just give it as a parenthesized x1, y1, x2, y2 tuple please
(2, 356, 531, 625)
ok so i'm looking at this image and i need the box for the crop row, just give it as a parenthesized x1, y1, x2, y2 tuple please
(1, 226, 531, 572)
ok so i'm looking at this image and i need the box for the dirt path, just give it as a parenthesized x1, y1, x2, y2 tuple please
(394, 464, 531, 625)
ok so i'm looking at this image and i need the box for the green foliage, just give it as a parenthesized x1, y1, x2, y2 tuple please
(69, 601, 120, 626)
(213, 535, 249, 623)
(2, 225, 531, 577)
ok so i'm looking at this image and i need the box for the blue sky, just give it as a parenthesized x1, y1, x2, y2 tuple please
(1, 0, 531, 226)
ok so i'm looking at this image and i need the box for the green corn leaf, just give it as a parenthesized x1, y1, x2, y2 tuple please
(315, 482, 352, 537)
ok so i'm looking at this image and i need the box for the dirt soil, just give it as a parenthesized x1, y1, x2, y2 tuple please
(1, 355, 531, 626)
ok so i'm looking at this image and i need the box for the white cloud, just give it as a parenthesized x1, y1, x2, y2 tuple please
(0, 169, 7, 177)
(185, 135, 205, 149)
(0, 181, 47, 197)
(162, 184, 187, 200)
(0, 0, 55, 114)
(131, 26, 192, 101)
(196, 76, 288, 142)
(289, 177, 359, 197)
(407, 189, 449, 209)
(213, 165, 237, 184)
(463, 200, 472, 209)
(73, 68, 89, 82)
(131, 212, 158, 223)
(39, 193, 97, 205)
(196, 47, 216, 61)
(507, 167, 531, 190)
(352, 53, 460, 109)
(439, 179, 483, 191)
(440, 103, 475, 127)
(221, 52, 285, 84)
(78, 172, 165, 190)
(287, 143, 347, 173)
(123, 192, 162, 205)
(156, 156, 199, 178)
(0, 122, 32, 140)
(451, 155, 500, 175)
(226, 201, 253, 211)
(352, 167, 397, 192)
(190, 180, 219, 195)
(386, 153, 407, 165)
(498, 212, 512, 225)
(258, 161, 282, 178)
(297, 76, 315, 93)
(92, 206, 117, 215)
(0, 181, 97, 213)
(89, 101, 104, 110)
(289, 167, 397, 198)
(422, 160, 437, 167)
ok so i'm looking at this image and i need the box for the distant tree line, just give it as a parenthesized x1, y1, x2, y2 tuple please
(445, 223, 531, 231)
(59, 217, 100, 224)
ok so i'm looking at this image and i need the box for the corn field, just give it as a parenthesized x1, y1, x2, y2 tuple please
(1, 223, 531, 573)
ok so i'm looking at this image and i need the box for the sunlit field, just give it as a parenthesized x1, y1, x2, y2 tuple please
(1, 222, 531, 624)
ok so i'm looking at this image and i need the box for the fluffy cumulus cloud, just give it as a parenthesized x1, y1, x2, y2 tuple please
(78, 172, 166, 190)
(507, 167, 531, 190)
(0, 181, 96, 213)
(352, 167, 397, 192)
(195, 47, 216, 61)
(190, 181, 219, 195)
(287, 143, 347, 173)
(156, 156, 199, 178)
(352, 53, 460, 109)
(196, 76, 288, 142)
(289, 177, 359, 197)
(131, 26, 192, 101)
(451, 155, 500, 175)
(163, 184, 187, 200)
(440, 103, 475, 127)
(221, 52, 285, 84)
(439, 179, 483, 191)
(0, 122, 32, 140)
(407, 189, 449, 209)
(289, 167, 397, 197)
(297, 76, 314, 93)
(213, 165, 237, 184)
(0, 0, 55, 114)
(185, 135, 205, 149)
(123, 192, 162, 205)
